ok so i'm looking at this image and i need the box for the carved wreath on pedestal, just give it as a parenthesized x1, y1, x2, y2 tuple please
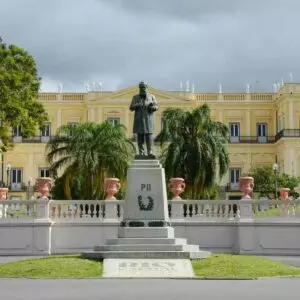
(138, 195, 154, 211)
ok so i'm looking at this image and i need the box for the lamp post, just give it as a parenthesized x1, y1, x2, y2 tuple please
(6, 163, 11, 188)
(0, 152, 4, 187)
(273, 163, 279, 200)
(27, 177, 33, 200)
(27, 177, 33, 215)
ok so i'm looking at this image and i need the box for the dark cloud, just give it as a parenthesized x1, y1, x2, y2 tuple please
(0, 0, 299, 92)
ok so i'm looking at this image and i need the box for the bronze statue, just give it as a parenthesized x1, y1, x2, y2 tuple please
(130, 81, 158, 158)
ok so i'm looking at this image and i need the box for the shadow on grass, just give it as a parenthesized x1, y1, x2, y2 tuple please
(78, 254, 103, 263)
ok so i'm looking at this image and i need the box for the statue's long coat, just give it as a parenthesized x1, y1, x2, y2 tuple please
(129, 93, 158, 134)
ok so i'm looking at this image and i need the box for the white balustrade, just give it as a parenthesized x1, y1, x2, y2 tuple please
(0, 200, 37, 220)
(169, 200, 240, 220)
(252, 198, 300, 219)
(49, 200, 124, 220)
(0, 199, 299, 222)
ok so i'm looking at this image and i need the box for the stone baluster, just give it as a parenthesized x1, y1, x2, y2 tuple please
(104, 200, 118, 219)
(170, 200, 184, 219)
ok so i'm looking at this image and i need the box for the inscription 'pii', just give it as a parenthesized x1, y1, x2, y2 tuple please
(141, 184, 151, 191)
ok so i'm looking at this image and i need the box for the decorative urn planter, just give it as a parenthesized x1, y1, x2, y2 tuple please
(239, 177, 254, 200)
(280, 188, 290, 200)
(168, 178, 186, 200)
(104, 178, 121, 200)
(35, 177, 53, 199)
(0, 187, 8, 201)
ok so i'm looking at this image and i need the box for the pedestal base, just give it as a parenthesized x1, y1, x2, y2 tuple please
(83, 226, 210, 260)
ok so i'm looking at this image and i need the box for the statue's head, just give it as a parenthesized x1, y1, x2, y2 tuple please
(139, 81, 147, 96)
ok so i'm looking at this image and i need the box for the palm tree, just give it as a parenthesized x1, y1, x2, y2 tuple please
(156, 104, 229, 199)
(46, 122, 135, 199)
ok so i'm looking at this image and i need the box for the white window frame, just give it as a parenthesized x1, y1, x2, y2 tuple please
(11, 168, 22, 191)
(229, 123, 240, 143)
(257, 123, 267, 143)
(229, 168, 240, 190)
(39, 168, 50, 178)
(67, 122, 79, 137)
(107, 117, 120, 126)
(12, 125, 22, 142)
(41, 123, 51, 142)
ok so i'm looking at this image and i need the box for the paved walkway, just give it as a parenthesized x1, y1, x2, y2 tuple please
(0, 278, 299, 300)
(260, 256, 300, 267)
(0, 256, 44, 264)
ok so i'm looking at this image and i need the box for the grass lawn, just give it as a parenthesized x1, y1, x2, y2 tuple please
(0, 255, 103, 278)
(254, 207, 280, 217)
(192, 254, 300, 278)
(0, 254, 299, 279)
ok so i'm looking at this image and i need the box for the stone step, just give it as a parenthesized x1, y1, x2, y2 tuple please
(83, 250, 211, 259)
(94, 244, 198, 252)
(118, 227, 174, 238)
(106, 238, 187, 245)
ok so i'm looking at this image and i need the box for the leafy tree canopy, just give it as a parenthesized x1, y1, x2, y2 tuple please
(156, 104, 229, 199)
(250, 165, 300, 198)
(47, 122, 135, 200)
(0, 38, 48, 151)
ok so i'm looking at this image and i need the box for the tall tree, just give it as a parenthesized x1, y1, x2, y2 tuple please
(250, 165, 300, 198)
(156, 104, 229, 199)
(46, 122, 135, 199)
(0, 38, 48, 151)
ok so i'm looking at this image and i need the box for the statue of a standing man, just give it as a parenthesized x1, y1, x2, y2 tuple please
(130, 81, 158, 158)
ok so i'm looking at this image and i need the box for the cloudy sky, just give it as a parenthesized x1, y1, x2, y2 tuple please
(1, 0, 299, 92)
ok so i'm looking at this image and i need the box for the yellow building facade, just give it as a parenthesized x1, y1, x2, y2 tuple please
(1, 83, 300, 200)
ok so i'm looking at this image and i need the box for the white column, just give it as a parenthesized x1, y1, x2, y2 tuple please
(246, 109, 250, 136)
(218, 110, 223, 122)
(56, 109, 62, 128)
(87, 108, 94, 121)
(26, 154, 34, 188)
(97, 107, 103, 123)
(36, 199, 50, 219)
(273, 109, 277, 134)
(289, 100, 294, 128)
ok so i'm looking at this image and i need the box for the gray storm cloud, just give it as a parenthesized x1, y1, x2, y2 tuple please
(0, 0, 299, 92)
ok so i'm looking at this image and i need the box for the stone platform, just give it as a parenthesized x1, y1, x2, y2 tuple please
(82, 159, 210, 277)
(83, 226, 210, 259)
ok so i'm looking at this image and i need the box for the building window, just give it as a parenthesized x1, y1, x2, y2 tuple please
(229, 123, 240, 143)
(40, 168, 50, 178)
(257, 123, 267, 143)
(11, 168, 22, 191)
(13, 125, 22, 137)
(229, 168, 240, 190)
(41, 123, 51, 142)
(67, 122, 78, 137)
(41, 123, 51, 137)
(12, 125, 23, 142)
(67, 122, 79, 126)
(107, 118, 120, 126)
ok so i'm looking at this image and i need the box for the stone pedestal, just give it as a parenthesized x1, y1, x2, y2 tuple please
(122, 160, 169, 227)
(83, 160, 210, 277)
